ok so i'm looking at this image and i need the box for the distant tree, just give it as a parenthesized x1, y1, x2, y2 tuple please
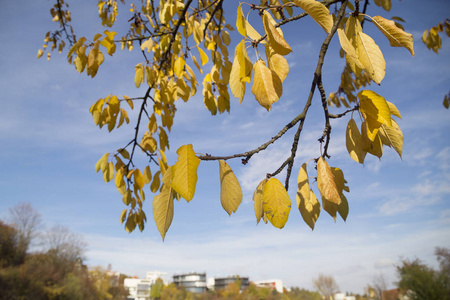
(396, 247, 450, 300)
(287, 287, 322, 300)
(8, 203, 42, 260)
(151, 278, 165, 299)
(365, 273, 387, 300)
(313, 274, 339, 300)
(0, 221, 21, 267)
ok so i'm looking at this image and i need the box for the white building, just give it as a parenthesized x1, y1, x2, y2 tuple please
(124, 271, 168, 300)
(254, 279, 284, 293)
(334, 293, 356, 300)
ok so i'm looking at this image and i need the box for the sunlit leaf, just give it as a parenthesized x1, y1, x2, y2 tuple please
(316, 157, 341, 205)
(372, 16, 414, 56)
(251, 59, 282, 111)
(346, 118, 366, 164)
(153, 184, 174, 241)
(236, 3, 247, 37)
(293, 0, 333, 34)
(171, 144, 200, 202)
(262, 11, 292, 56)
(219, 160, 243, 215)
(253, 178, 267, 225)
(262, 178, 291, 229)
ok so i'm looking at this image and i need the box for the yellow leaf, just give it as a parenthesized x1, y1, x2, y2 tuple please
(337, 194, 349, 221)
(236, 3, 247, 37)
(115, 168, 126, 194)
(198, 47, 209, 66)
(380, 119, 403, 158)
(251, 59, 283, 111)
(266, 45, 289, 83)
(293, 0, 333, 34)
(95, 153, 109, 173)
(144, 166, 152, 184)
(358, 90, 392, 128)
(140, 132, 157, 153)
(174, 56, 185, 77)
(297, 163, 310, 203)
(219, 160, 243, 215)
(134, 169, 145, 190)
(321, 195, 338, 222)
(262, 11, 292, 56)
(140, 38, 153, 52)
(316, 157, 341, 205)
(246, 20, 265, 43)
(171, 144, 200, 202)
(103, 161, 115, 183)
(372, 16, 414, 56)
(387, 101, 402, 119)
(37, 49, 44, 59)
(262, 178, 292, 229)
(297, 189, 320, 230)
(150, 171, 161, 193)
(236, 39, 253, 83)
(362, 126, 383, 158)
(253, 179, 267, 225)
(337, 28, 364, 71)
(153, 184, 174, 241)
(354, 19, 386, 84)
(134, 63, 144, 88)
(229, 54, 246, 103)
(346, 119, 366, 164)
(120, 209, 127, 224)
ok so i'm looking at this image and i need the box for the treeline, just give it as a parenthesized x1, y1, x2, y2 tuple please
(149, 279, 322, 300)
(0, 203, 128, 300)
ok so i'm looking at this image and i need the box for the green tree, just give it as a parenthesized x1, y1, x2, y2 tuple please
(151, 278, 165, 299)
(39, 0, 435, 238)
(396, 247, 450, 300)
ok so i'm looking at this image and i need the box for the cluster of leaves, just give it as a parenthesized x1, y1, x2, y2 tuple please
(421, 18, 450, 109)
(39, 0, 415, 240)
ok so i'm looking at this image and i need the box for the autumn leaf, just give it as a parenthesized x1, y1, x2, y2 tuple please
(253, 179, 267, 224)
(316, 157, 341, 205)
(372, 16, 414, 56)
(346, 118, 366, 164)
(379, 119, 403, 158)
(293, 0, 333, 34)
(262, 11, 292, 56)
(262, 178, 291, 229)
(171, 144, 200, 202)
(266, 45, 289, 83)
(251, 59, 283, 111)
(153, 184, 174, 241)
(219, 160, 243, 215)
(236, 3, 247, 37)
(337, 28, 364, 70)
(296, 163, 321, 230)
(358, 90, 392, 133)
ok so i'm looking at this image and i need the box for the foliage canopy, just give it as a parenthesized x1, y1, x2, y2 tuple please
(38, 0, 446, 240)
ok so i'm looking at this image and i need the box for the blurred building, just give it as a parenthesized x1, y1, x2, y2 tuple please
(173, 272, 207, 293)
(124, 271, 167, 300)
(208, 275, 249, 291)
(254, 279, 284, 293)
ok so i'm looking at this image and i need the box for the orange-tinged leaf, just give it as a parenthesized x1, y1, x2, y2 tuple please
(219, 160, 243, 215)
(372, 16, 414, 56)
(171, 144, 200, 202)
(251, 59, 282, 111)
(262, 11, 292, 56)
(316, 157, 341, 205)
(293, 0, 333, 34)
(262, 178, 291, 229)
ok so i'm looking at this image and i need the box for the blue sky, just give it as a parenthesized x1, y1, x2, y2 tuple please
(1, 0, 449, 294)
